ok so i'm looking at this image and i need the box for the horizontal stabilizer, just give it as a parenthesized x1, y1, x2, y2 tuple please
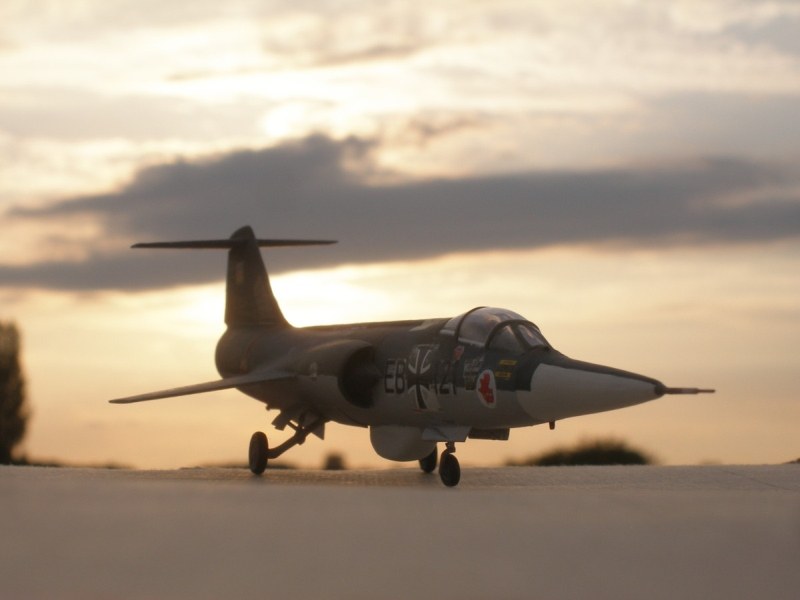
(109, 370, 294, 404)
(133, 239, 336, 249)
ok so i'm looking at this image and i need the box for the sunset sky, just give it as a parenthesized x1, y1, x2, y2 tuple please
(1, 0, 798, 468)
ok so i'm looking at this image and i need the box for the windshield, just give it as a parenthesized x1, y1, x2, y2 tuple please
(441, 307, 548, 351)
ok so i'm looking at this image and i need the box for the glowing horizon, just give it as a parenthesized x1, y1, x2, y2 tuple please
(7, 241, 798, 469)
(2, 1, 798, 469)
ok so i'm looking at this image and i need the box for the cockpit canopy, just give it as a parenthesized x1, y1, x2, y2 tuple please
(441, 307, 549, 353)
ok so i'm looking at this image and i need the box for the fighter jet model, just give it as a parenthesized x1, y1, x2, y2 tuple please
(111, 226, 714, 486)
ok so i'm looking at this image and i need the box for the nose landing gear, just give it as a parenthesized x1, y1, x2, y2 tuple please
(439, 442, 460, 487)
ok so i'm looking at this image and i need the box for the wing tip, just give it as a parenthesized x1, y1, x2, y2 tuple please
(108, 370, 295, 405)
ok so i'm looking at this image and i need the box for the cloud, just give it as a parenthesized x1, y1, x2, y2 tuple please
(0, 88, 266, 141)
(0, 0, 242, 42)
(3, 135, 800, 291)
(728, 12, 800, 56)
(637, 92, 800, 160)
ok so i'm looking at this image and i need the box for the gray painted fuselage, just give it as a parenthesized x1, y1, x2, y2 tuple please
(111, 225, 712, 473)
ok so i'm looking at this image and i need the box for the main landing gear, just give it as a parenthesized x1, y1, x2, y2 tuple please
(251, 424, 460, 487)
(248, 417, 326, 475)
(419, 442, 460, 487)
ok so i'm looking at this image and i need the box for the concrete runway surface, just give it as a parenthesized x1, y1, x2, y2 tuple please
(2, 465, 799, 599)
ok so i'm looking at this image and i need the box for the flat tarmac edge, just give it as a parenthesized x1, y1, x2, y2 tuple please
(4, 462, 799, 489)
(3, 464, 799, 599)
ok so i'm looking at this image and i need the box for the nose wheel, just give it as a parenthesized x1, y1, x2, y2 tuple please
(439, 442, 460, 487)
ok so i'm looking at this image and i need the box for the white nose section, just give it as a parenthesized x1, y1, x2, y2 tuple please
(519, 363, 661, 422)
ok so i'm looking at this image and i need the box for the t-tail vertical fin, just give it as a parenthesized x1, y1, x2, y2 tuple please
(225, 225, 285, 327)
(131, 225, 336, 329)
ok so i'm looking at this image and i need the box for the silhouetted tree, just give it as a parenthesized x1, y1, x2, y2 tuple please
(507, 438, 654, 467)
(0, 322, 28, 464)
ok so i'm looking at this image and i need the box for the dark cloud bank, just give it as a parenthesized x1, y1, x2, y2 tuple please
(3, 135, 800, 291)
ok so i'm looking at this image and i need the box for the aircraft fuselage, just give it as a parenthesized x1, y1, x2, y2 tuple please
(112, 226, 713, 485)
(215, 310, 663, 443)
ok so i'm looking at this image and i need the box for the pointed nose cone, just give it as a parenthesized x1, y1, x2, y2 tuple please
(518, 357, 664, 422)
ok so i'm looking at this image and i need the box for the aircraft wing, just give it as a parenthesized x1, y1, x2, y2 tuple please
(109, 370, 294, 404)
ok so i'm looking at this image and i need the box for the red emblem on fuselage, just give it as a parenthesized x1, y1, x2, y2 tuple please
(476, 369, 496, 408)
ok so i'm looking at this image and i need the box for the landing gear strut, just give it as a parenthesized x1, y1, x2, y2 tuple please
(248, 417, 326, 475)
(439, 442, 460, 487)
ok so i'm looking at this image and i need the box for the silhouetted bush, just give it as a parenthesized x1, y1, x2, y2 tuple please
(323, 452, 347, 470)
(508, 438, 654, 467)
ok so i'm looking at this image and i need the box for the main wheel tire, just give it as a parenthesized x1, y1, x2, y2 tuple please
(439, 451, 460, 487)
(248, 431, 268, 475)
(419, 448, 438, 474)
